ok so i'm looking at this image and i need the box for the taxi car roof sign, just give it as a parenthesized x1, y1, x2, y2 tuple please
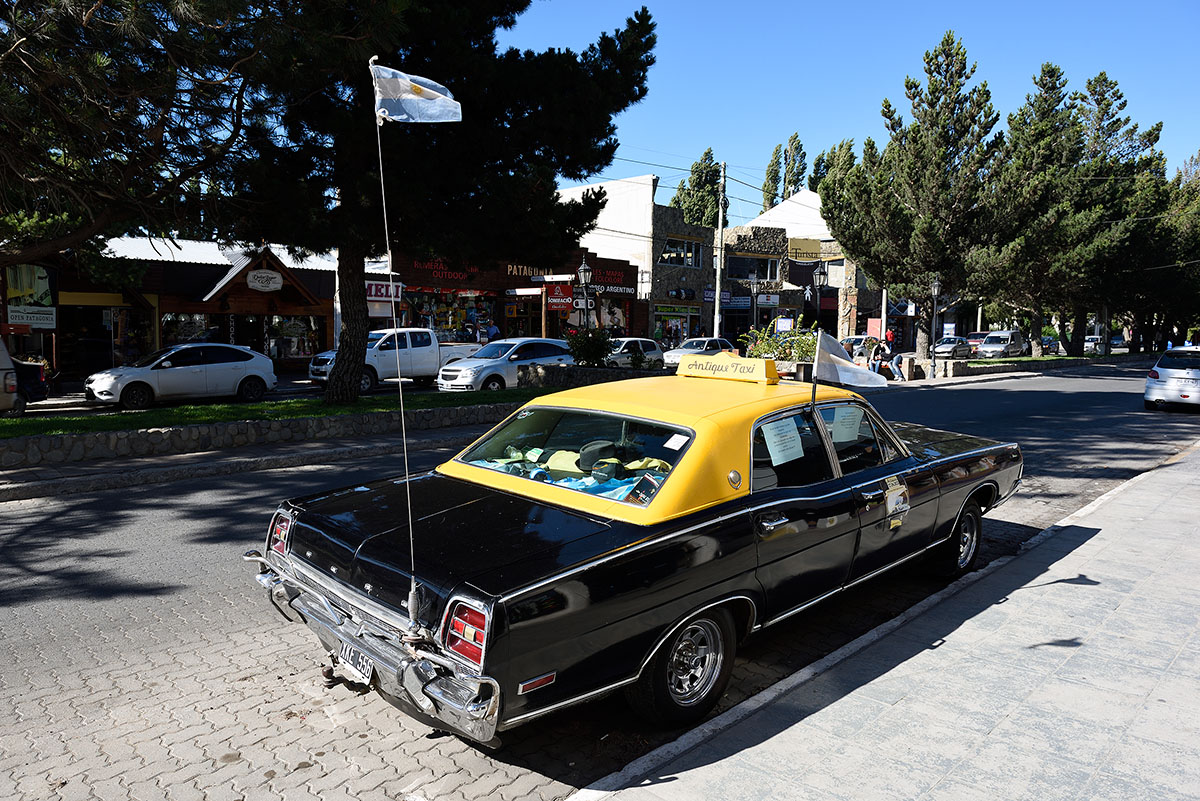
(676, 353, 780, 384)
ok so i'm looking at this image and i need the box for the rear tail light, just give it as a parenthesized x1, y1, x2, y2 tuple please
(1148, 369, 1159, 379)
(446, 602, 488, 667)
(268, 512, 292, 555)
(3, 373, 14, 393)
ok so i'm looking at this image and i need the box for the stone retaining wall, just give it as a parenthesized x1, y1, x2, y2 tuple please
(518, 363, 668, 389)
(0, 402, 522, 469)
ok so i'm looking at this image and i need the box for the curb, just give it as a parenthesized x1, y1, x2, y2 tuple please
(0, 433, 480, 503)
(566, 436, 1200, 800)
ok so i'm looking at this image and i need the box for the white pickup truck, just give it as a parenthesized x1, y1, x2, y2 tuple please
(308, 328, 481, 391)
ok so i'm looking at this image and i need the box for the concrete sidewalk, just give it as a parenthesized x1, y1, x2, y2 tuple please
(576, 440, 1200, 801)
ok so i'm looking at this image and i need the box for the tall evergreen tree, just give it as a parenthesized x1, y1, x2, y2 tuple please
(761, 145, 782, 212)
(820, 32, 1002, 358)
(808, 151, 827, 192)
(970, 64, 1088, 356)
(669, 148, 725, 227)
(0, 1, 261, 271)
(224, 2, 657, 402)
(783, 133, 806, 197)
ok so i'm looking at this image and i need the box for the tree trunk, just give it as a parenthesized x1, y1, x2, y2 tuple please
(1131, 310, 1147, 353)
(1057, 312, 1072, 355)
(1067, 306, 1088, 357)
(915, 305, 932, 360)
(325, 248, 369, 404)
(1030, 304, 1044, 358)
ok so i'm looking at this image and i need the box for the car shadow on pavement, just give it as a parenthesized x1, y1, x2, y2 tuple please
(597, 523, 1104, 793)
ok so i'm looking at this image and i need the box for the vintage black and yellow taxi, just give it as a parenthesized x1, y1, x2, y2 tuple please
(244, 354, 1022, 743)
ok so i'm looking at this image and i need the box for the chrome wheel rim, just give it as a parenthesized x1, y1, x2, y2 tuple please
(360, 373, 373, 392)
(957, 512, 979, 569)
(666, 619, 723, 706)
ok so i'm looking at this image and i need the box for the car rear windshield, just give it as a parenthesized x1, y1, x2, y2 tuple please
(1158, 352, 1200, 370)
(459, 407, 693, 507)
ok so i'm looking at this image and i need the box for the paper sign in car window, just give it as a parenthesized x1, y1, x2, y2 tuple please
(664, 433, 689, 451)
(830, 406, 864, 444)
(761, 419, 805, 465)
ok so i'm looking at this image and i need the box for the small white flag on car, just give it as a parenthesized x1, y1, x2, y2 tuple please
(369, 63, 462, 124)
(814, 331, 888, 388)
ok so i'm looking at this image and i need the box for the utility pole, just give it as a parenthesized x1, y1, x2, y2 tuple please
(713, 161, 726, 338)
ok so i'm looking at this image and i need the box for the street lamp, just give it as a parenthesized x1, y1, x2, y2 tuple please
(577, 257, 593, 331)
(811, 263, 828, 331)
(930, 275, 942, 379)
(748, 273, 760, 331)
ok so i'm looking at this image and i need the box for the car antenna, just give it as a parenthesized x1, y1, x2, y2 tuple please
(368, 56, 463, 637)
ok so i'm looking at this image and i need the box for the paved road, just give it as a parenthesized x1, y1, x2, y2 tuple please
(1, 363, 1196, 801)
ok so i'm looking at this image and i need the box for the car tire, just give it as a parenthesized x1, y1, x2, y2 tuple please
(626, 606, 736, 727)
(481, 375, 505, 391)
(2, 392, 27, 417)
(931, 499, 982, 578)
(652, 359, 664, 369)
(237, 376, 266, 403)
(360, 369, 377, 393)
(120, 383, 153, 410)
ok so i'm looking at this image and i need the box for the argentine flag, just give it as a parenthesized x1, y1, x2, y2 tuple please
(370, 64, 462, 124)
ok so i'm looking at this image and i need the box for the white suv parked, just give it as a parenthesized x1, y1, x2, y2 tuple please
(436, 338, 573, 391)
(85, 343, 277, 409)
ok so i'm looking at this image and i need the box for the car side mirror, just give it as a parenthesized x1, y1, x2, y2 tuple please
(509, 354, 520, 361)
(159, 361, 172, 369)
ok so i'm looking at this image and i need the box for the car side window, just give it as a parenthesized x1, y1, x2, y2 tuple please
(719, 339, 734, 350)
(410, 331, 432, 349)
(819, 404, 886, 474)
(160, 348, 204, 368)
(512, 344, 536, 360)
(202, 346, 252, 364)
(752, 411, 835, 491)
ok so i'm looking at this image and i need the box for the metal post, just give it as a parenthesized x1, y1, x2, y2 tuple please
(713, 161, 726, 338)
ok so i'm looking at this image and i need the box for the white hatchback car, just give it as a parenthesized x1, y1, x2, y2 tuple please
(662, 337, 737, 366)
(436, 338, 573, 391)
(85, 343, 277, 409)
(1144, 347, 1200, 411)
(606, 337, 665, 369)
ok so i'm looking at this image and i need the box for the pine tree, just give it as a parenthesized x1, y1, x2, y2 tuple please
(762, 145, 782, 212)
(808, 151, 827, 192)
(819, 32, 1002, 358)
(669, 148, 726, 227)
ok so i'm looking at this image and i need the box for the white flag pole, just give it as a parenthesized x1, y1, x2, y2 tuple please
(370, 55, 420, 632)
(810, 324, 821, 409)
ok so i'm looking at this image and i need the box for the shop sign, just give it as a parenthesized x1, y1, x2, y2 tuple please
(7, 305, 56, 329)
(703, 289, 732, 303)
(724, 297, 751, 309)
(365, 280, 404, 300)
(247, 269, 283, 292)
(653, 304, 696, 315)
(415, 259, 476, 282)
(758, 294, 780, 307)
(546, 284, 573, 311)
(506, 263, 558, 278)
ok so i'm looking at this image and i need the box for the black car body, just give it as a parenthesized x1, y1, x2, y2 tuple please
(244, 362, 1022, 744)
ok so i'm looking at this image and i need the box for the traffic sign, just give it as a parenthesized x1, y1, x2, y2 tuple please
(572, 298, 595, 310)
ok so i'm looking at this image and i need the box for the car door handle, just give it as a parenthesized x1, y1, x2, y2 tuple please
(860, 488, 885, 502)
(757, 512, 790, 536)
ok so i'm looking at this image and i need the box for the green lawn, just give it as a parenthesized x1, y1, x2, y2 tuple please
(0, 387, 558, 440)
(966, 352, 1156, 368)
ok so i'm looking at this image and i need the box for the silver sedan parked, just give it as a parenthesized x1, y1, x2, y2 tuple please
(932, 336, 972, 359)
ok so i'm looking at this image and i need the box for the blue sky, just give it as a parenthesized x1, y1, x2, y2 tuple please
(496, 0, 1200, 225)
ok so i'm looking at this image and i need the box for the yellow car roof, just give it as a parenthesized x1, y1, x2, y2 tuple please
(437, 359, 863, 527)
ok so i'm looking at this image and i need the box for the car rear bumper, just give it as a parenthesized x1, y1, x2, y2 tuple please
(1145, 381, 1200, 405)
(246, 558, 500, 743)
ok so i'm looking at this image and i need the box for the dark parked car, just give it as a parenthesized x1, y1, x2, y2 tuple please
(244, 354, 1023, 744)
(3, 358, 50, 416)
(1040, 336, 1060, 355)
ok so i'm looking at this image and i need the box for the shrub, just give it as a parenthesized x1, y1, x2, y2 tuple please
(564, 327, 612, 367)
(739, 319, 819, 363)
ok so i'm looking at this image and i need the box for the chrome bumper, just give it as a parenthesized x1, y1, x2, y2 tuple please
(243, 552, 500, 743)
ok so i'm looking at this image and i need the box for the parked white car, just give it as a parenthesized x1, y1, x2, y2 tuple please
(309, 328, 480, 391)
(85, 343, 277, 409)
(436, 338, 573, 391)
(0, 339, 16, 413)
(662, 337, 737, 366)
(606, 337, 665, 369)
(1144, 346, 1200, 410)
(975, 330, 1027, 359)
(1084, 335, 1102, 354)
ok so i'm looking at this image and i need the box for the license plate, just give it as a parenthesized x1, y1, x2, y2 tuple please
(338, 640, 374, 685)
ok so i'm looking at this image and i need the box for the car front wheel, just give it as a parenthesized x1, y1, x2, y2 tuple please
(120, 383, 153, 410)
(237, 376, 266, 403)
(360, 369, 377, 393)
(481, 375, 505, 391)
(627, 606, 735, 726)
